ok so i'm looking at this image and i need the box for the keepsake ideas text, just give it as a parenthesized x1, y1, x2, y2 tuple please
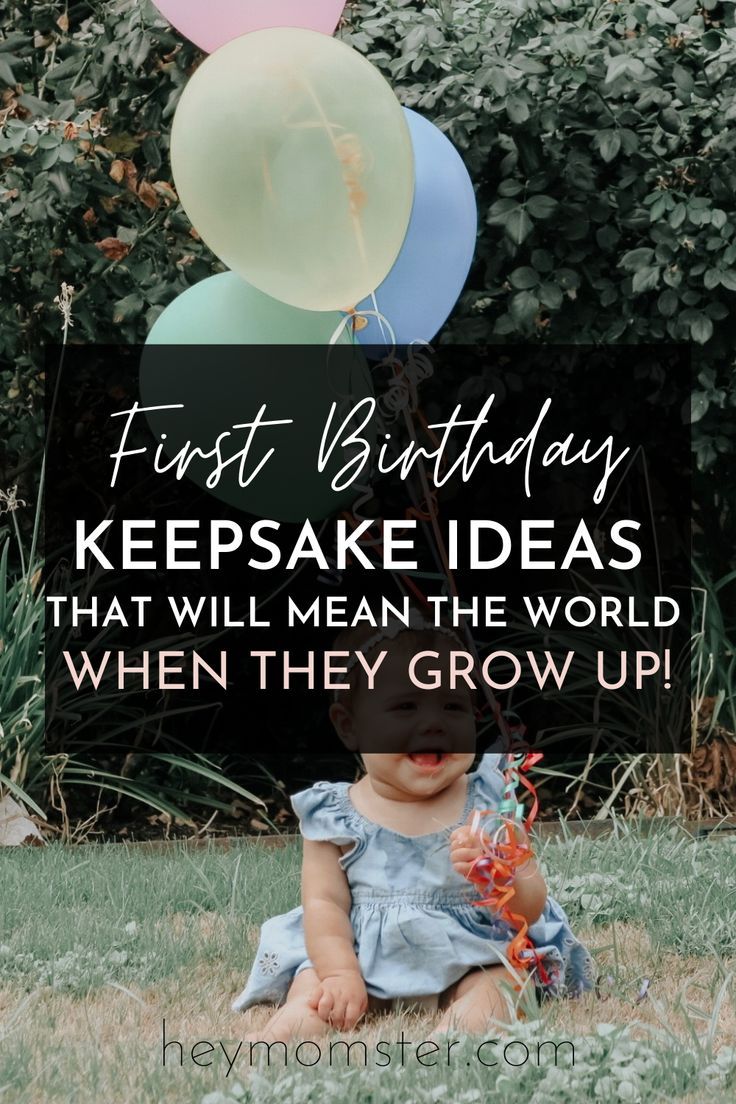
(72, 517, 644, 573)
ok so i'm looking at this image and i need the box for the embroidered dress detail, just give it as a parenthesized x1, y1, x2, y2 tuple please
(257, 952, 280, 976)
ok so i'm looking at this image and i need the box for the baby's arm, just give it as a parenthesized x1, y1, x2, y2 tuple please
(301, 838, 368, 1031)
(450, 819, 548, 925)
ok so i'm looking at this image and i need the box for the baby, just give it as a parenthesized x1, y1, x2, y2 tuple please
(233, 619, 593, 1040)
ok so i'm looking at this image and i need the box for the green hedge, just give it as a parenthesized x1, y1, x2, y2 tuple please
(1, 0, 734, 567)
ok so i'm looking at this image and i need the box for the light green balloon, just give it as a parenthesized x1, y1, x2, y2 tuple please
(141, 272, 373, 522)
(147, 272, 353, 344)
(171, 27, 414, 313)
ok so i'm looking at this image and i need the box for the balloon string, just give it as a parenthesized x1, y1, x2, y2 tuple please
(370, 289, 390, 347)
(328, 307, 397, 349)
(299, 76, 368, 263)
(329, 305, 513, 745)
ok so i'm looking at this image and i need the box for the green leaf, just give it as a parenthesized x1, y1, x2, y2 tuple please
(509, 267, 539, 289)
(669, 203, 687, 230)
(506, 94, 530, 124)
(403, 25, 426, 52)
(112, 293, 144, 323)
(708, 297, 729, 322)
(509, 290, 539, 327)
(0, 57, 15, 85)
(620, 248, 655, 272)
(691, 393, 709, 423)
(505, 207, 534, 245)
(116, 226, 139, 245)
(632, 266, 661, 294)
(526, 194, 558, 219)
(557, 268, 581, 290)
(605, 55, 645, 83)
(649, 195, 666, 222)
(704, 268, 722, 291)
(701, 30, 721, 52)
(39, 147, 59, 169)
(672, 64, 695, 97)
(658, 289, 678, 317)
(497, 178, 524, 197)
(605, 55, 629, 83)
(486, 198, 518, 223)
(652, 4, 680, 24)
(594, 130, 621, 163)
(58, 143, 78, 163)
(718, 270, 736, 292)
(486, 67, 508, 97)
(596, 225, 619, 250)
(538, 282, 564, 310)
(658, 108, 680, 134)
(690, 315, 714, 345)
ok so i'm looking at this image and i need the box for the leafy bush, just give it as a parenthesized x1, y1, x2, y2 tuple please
(0, 0, 207, 488)
(344, 0, 736, 546)
(1, 1, 735, 490)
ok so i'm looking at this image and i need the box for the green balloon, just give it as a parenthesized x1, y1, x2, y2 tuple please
(140, 274, 374, 522)
(171, 27, 414, 312)
(147, 272, 352, 345)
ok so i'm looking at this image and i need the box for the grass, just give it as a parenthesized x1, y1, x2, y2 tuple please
(0, 825, 735, 1103)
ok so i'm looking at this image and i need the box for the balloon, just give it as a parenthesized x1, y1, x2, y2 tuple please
(352, 109, 477, 348)
(146, 272, 352, 345)
(140, 274, 374, 522)
(152, 0, 346, 54)
(171, 28, 414, 312)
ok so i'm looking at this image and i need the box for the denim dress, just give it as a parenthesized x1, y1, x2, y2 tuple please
(232, 755, 595, 1011)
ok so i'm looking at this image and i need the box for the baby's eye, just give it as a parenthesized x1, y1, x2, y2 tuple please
(392, 701, 416, 711)
(445, 701, 469, 712)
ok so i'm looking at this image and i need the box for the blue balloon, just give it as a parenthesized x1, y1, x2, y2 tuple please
(351, 108, 477, 348)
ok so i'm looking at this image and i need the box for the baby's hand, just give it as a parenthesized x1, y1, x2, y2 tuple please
(450, 816, 531, 881)
(449, 820, 487, 879)
(308, 970, 368, 1031)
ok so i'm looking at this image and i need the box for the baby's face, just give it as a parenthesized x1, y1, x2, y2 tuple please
(330, 648, 477, 800)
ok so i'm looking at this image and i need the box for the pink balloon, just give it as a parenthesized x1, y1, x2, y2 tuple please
(152, 0, 346, 53)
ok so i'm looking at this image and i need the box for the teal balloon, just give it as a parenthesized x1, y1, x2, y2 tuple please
(147, 272, 352, 345)
(141, 274, 374, 522)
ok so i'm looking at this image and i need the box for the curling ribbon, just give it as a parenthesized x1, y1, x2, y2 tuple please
(465, 750, 548, 984)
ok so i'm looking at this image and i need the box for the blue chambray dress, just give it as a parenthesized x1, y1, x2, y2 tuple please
(232, 755, 594, 1011)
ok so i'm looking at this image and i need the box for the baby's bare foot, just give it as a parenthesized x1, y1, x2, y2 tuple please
(244, 1001, 330, 1046)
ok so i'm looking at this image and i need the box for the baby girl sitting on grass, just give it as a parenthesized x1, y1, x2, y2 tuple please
(233, 619, 593, 1040)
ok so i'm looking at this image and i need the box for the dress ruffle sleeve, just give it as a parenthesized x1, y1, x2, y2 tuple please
(291, 781, 365, 868)
(469, 752, 506, 809)
(232, 782, 363, 1013)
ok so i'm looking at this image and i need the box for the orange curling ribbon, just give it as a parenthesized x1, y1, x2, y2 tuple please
(464, 754, 550, 986)
(466, 814, 537, 974)
(517, 770, 540, 830)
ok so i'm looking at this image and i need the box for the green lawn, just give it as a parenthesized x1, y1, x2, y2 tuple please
(0, 826, 734, 1103)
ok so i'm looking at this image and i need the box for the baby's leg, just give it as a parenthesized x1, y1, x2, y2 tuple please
(244, 968, 329, 1044)
(433, 965, 512, 1036)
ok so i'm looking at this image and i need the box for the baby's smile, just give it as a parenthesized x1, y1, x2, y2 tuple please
(406, 751, 448, 772)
